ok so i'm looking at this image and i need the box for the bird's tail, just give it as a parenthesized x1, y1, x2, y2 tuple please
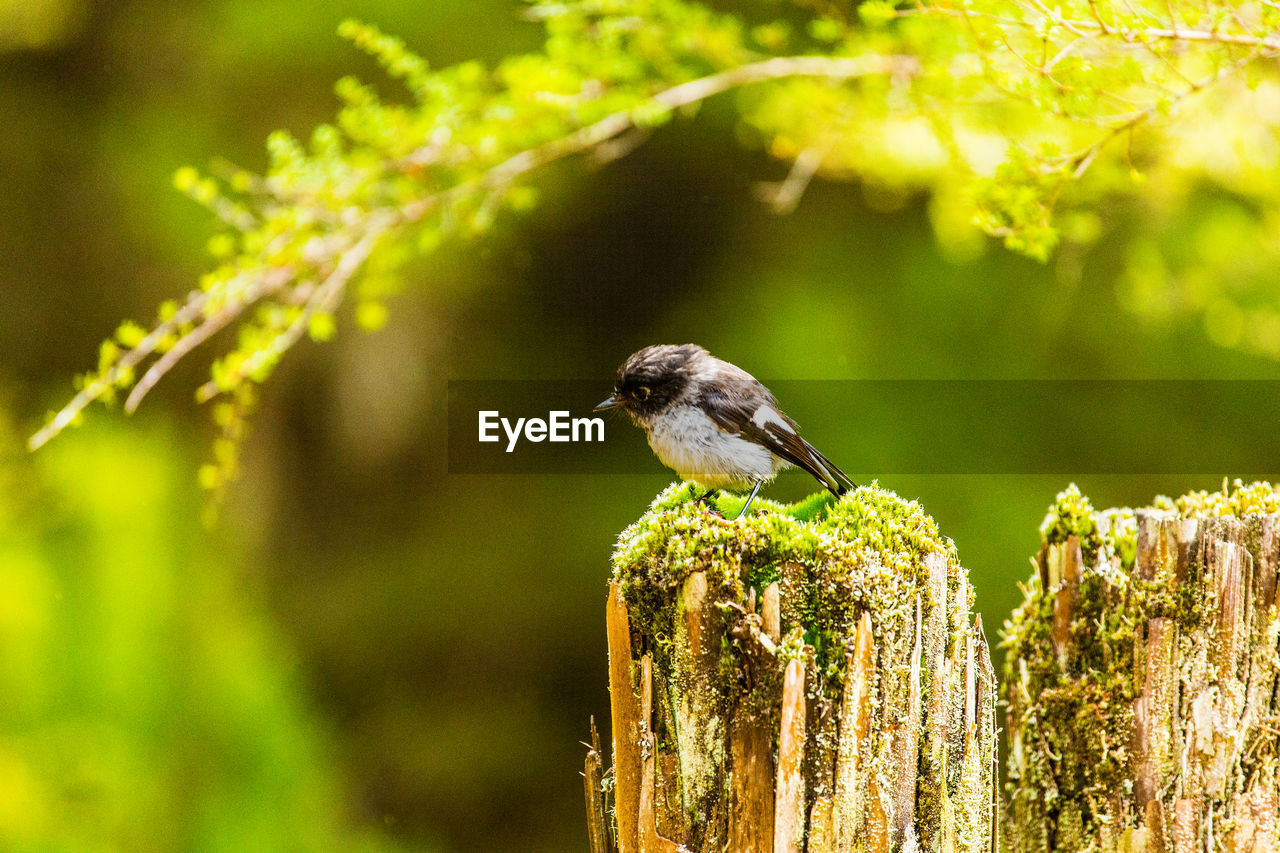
(805, 441, 856, 497)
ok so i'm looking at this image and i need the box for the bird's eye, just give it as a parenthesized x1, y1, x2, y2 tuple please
(635, 385, 651, 401)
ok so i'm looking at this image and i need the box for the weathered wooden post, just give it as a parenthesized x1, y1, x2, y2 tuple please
(1003, 483, 1280, 853)
(585, 484, 998, 853)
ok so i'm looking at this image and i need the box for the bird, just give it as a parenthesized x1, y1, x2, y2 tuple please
(595, 344, 854, 519)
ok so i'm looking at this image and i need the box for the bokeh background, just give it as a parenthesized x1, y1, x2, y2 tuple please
(2, 1, 1278, 851)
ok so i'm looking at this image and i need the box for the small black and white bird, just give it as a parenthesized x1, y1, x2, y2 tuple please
(595, 344, 854, 519)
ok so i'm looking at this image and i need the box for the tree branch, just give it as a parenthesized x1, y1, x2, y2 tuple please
(938, 5, 1280, 53)
(400, 54, 917, 223)
(195, 223, 387, 403)
(30, 53, 916, 453)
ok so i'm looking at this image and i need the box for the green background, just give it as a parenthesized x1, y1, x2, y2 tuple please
(1, 1, 1275, 850)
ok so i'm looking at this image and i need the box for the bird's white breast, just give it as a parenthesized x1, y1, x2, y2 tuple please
(643, 405, 786, 490)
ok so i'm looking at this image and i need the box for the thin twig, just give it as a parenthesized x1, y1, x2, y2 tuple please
(1065, 50, 1258, 178)
(29, 286, 214, 450)
(123, 267, 296, 413)
(125, 303, 243, 414)
(941, 5, 1280, 52)
(195, 223, 387, 402)
(399, 54, 917, 223)
(757, 145, 829, 213)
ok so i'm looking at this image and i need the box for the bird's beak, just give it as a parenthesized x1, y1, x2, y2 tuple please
(594, 395, 621, 412)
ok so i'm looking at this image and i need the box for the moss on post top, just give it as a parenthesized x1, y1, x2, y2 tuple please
(611, 481, 970, 697)
(1038, 479, 1280, 570)
(1009, 480, 1280, 674)
(1170, 477, 1280, 517)
(613, 480, 962, 599)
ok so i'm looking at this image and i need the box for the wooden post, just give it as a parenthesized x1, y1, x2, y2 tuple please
(585, 484, 997, 853)
(1004, 484, 1280, 853)
(607, 583, 641, 853)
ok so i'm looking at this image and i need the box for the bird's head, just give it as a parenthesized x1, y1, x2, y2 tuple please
(595, 344, 706, 421)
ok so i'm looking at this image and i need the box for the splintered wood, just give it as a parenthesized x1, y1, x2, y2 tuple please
(585, 718, 608, 853)
(606, 583, 642, 853)
(774, 659, 807, 853)
(588, 563, 996, 853)
(832, 612, 874, 851)
(1006, 512, 1280, 853)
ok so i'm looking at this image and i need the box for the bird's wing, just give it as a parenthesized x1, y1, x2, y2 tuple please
(699, 379, 854, 497)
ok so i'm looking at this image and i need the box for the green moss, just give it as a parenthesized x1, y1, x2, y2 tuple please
(612, 480, 964, 733)
(1038, 483, 1106, 564)
(1099, 508, 1138, 571)
(1174, 477, 1280, 517)
(707, 486, 839, 524)
(1035, 479, 1280, 580)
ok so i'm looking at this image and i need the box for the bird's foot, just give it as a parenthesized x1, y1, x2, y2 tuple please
(698, 495, 725, 519)
(691, 487, 719, 509)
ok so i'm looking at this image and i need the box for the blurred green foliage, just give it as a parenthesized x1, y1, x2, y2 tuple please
(0, 413, 410, 852)
(0, 0, 86, 51)
(3, 1, 1280, 852)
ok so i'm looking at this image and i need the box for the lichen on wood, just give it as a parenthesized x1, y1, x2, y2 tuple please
(1003, 480, 1280, 853)
(591, 482, 997, 853)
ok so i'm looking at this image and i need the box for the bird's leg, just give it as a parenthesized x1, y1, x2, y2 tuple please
(733, 481, 764, 520)
(693, 487, 725, 518)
